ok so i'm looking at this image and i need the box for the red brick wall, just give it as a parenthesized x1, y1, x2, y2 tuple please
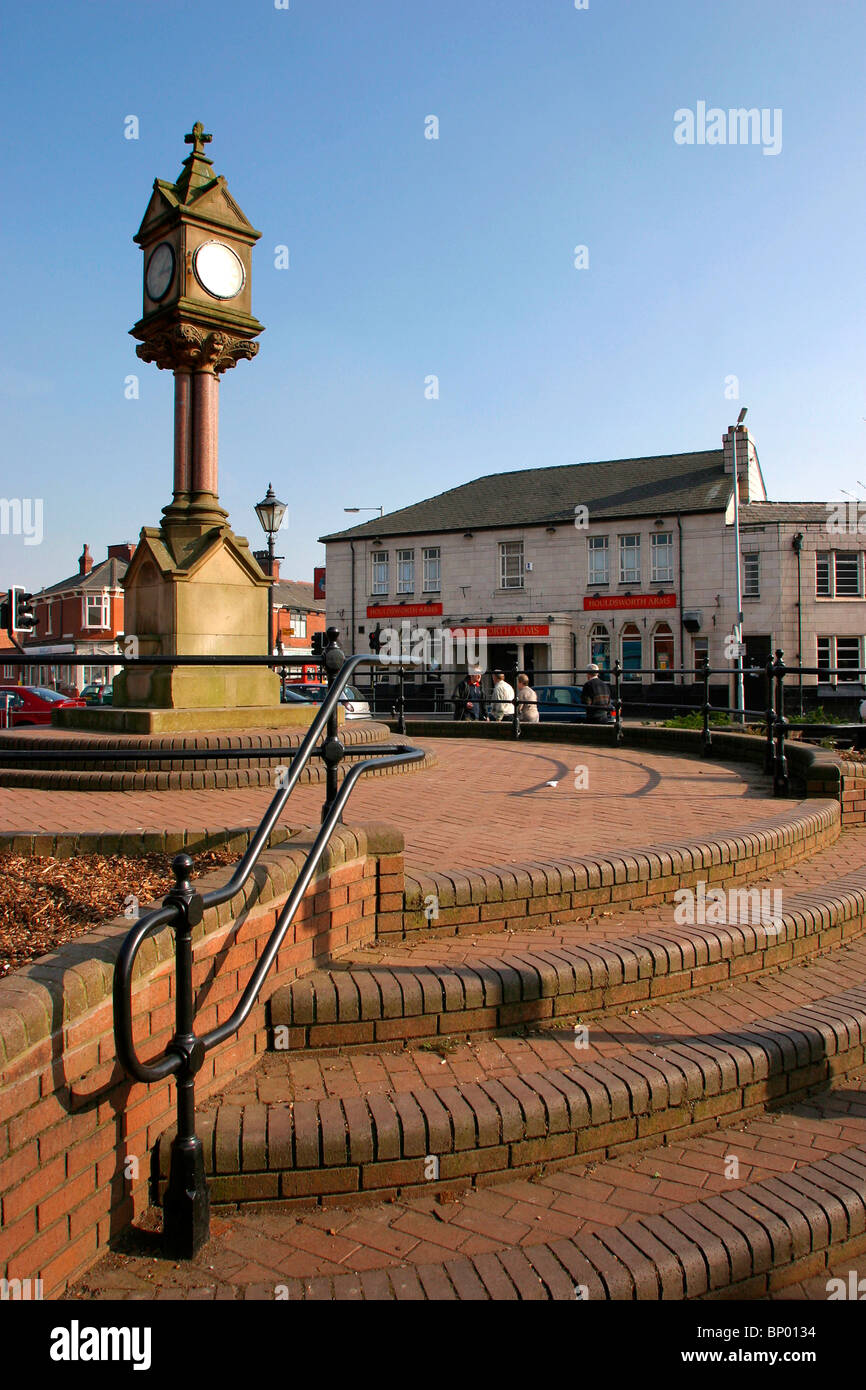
(0, 822, 403, 1299)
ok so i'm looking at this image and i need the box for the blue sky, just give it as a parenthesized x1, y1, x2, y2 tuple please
(2, 0, 864, 591)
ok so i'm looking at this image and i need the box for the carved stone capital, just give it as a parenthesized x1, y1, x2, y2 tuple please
(135, 324, 259, 375)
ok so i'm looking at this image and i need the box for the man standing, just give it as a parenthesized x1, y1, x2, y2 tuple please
(582, 663, 613, 723)
(453, 668, 488, 721)
(489, 669, 515, 722)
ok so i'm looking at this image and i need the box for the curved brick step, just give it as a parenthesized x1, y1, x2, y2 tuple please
(0, 723, 434, 791)
(397, 801, 839, 938)
(270, 847, 866, 1051)
(266, 1144, 866, 1300)
(157, 942, 866, 1207)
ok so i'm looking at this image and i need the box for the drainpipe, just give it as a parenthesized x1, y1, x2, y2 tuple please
(677, 514, 685, 688)
(349, 541, 356, 656)
(792, 532, 804, 716)
(570, 630, 577, 683)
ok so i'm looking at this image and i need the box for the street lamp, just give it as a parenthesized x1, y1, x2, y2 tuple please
(344, 506, 384, 517)
(255, 483, 287, 654)
(731, 407, 747, 724)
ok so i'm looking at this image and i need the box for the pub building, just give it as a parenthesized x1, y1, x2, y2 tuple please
(320, 423, 866, 714)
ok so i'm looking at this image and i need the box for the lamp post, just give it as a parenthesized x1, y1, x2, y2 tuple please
(254, 483, 287, 655)
(731, 407, 747, 724)
(344, 505, 384, 518)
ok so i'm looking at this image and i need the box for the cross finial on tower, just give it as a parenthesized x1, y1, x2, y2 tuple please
(184, 122, 213, 156)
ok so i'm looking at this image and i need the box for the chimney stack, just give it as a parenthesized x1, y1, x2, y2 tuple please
(107, 542, 135, 563)
(722, 424, 764, 503)
(79, 544, 93, 575)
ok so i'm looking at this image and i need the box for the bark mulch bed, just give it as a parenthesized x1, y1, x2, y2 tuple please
(0, 847, 242, 978)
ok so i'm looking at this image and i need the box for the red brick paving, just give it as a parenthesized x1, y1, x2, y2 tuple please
(2, 742, 794, 874)
(66, 1068, 866, 1301)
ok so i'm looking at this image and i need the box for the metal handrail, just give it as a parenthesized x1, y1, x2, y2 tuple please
(111, 635, 425, 1255)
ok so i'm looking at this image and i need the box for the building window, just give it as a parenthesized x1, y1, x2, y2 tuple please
(588, 536, 609, 586)
(396, 549, 415, 594)
(619, 535, 641, 585)
(743, 552, 760, 598)
(816, 553, 831, 596)
(589, 624, 610, 672)
(43, 600, 53, 635)
(816, 551, 863, 598)
(818, 635, 863, 682)
(82, 593, 109, 629)
(653, 622, 675, 681)
(693, 637, 710, 674)
(499, 540, 524, 590)
(370, 551, 389, 595)
(651, 532, 674, 584)
(422, 547, 441, 593)
(621, 623, 642, 680)
(834, 552, 862, 597)
(286, 610, 306, 638)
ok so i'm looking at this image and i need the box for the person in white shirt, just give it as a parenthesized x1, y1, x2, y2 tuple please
(517, 672, 539, 723)
(489, 669, 515, 721)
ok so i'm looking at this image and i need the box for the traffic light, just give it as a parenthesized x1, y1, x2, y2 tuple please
(310, 630, 325, 657)
(3, 587, 35, 637)
(12, 589, 35, 635)
(369, 625, 381, 654)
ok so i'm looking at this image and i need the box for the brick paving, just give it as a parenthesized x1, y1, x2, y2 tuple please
(0, 741, 797, 873)
(66, 1069, 866, 1301)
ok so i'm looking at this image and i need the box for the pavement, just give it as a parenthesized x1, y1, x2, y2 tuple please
(0, 740, 789, 874)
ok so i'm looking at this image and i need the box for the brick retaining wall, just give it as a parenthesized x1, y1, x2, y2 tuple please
(0, 822, 403, 1299)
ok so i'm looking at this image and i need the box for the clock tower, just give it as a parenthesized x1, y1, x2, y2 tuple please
(111, 124, 285, 727)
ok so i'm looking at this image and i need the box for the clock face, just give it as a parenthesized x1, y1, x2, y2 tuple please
(193, 241, 245, 300)
(145, 242, 175, 301)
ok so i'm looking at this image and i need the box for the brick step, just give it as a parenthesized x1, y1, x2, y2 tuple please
(269, 843, 866, 1050)
(394, 800, 839, 939)
(254, 1142, 866, 1301)
(156, 939, 866, 1208)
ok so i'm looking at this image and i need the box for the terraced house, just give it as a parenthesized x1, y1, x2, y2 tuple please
(321, 422, 866, 709)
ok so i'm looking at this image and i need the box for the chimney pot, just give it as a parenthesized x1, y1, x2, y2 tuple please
(79, 544, 93, 575)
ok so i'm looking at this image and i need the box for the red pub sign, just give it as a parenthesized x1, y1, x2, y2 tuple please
(583, 594, 676, 611)
(366, 603, 443, 619)
(448, 624, 549, 638)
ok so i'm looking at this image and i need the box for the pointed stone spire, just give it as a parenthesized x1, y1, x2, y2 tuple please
(174, 121, 216, 203)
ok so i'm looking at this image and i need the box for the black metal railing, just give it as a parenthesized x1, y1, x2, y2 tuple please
(111, 631, 424, 1257)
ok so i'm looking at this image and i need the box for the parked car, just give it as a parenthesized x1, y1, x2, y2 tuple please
(284, 682, 371, 720)
(0, 684, 86, 727)
(280, 685, 314, 704)
(535, 684, 590, 722)
(81, 682, 113, 706)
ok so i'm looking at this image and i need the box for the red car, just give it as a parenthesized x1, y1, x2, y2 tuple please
(0, 685, 86, 727)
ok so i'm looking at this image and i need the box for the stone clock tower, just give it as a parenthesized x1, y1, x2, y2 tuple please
(112, 123, 284, 727)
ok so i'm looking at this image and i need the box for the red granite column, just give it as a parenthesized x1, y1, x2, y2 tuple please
(191, 368, 219, 498)
(173, 370, 192, 498)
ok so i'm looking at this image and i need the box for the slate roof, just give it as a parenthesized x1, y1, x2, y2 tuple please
(273, 578, 325, 612)
(36, 557, 128, 598)
(320, 450, 731, 542)
(739, 502, 835, 525)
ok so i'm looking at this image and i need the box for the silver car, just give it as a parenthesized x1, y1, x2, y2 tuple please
(285, 682, 372, 720)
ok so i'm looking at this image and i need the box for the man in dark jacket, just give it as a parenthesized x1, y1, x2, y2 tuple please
(582, 664, 613, 723)
(452, 669, 488, 721)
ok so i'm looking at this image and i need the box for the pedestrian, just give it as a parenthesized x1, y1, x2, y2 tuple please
(516, 672, 539, 723)
(582, 663, 613, 723)
(489, 669, 515, 722)
(452, 668, 488, 721)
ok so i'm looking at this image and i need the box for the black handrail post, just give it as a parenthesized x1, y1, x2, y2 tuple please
(396, 665, 407, 736)
(511, 666, 521, 740)
(613, 659, 623, 744)
(701, 663, 712, 756)
(321, 628, 346, 824)
(162, 853, 208, 1259)
(764, 653, 775, 775)
(772, 649, 789, 796)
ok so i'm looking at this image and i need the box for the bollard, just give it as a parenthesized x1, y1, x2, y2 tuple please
(772, 649, 789, 796)
(764, 653, 775, 775)
(396, 665, 407, 736)
(511, 667, 521, 739)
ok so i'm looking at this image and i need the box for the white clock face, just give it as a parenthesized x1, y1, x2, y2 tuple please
(193, 241, 245, 300)
(145, 242, 175, 301)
